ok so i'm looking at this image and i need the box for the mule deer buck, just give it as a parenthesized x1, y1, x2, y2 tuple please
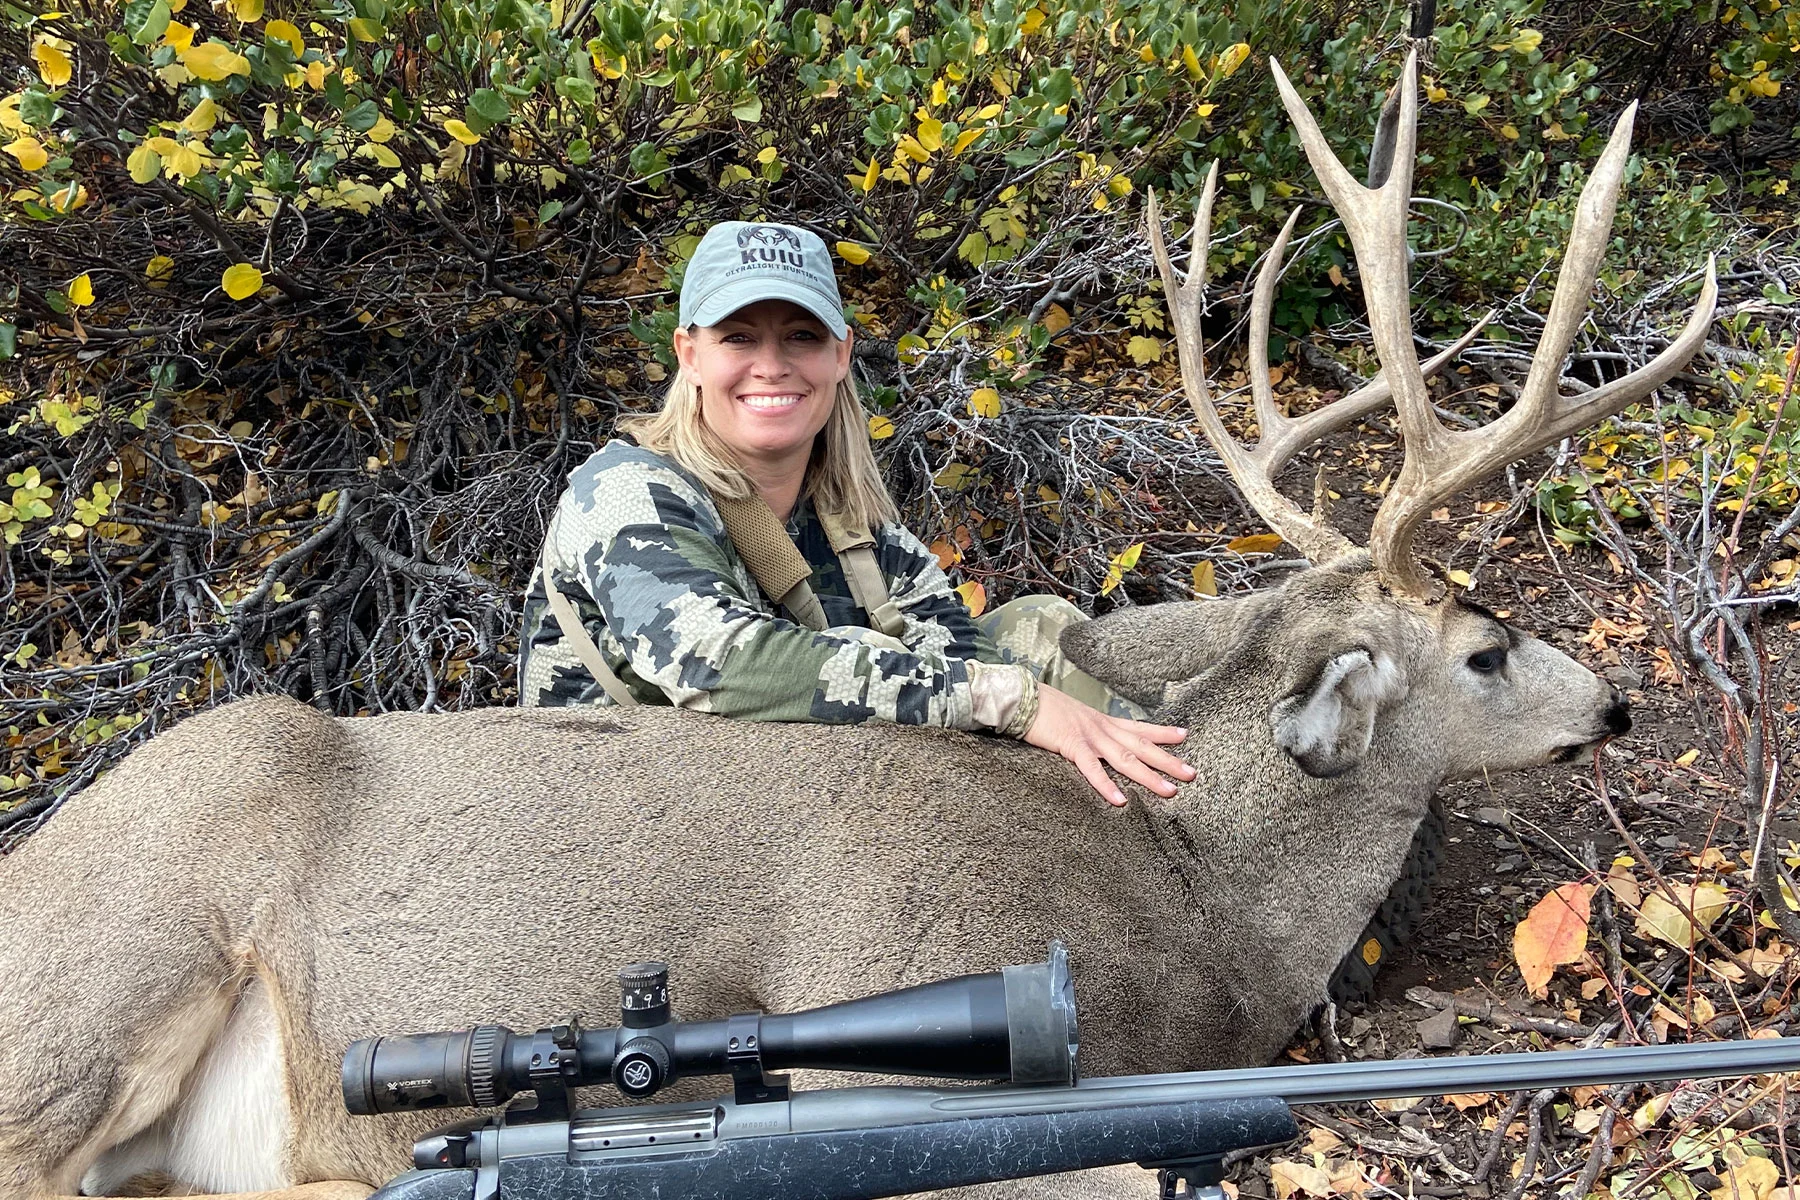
(0, 51, 1713, 1200)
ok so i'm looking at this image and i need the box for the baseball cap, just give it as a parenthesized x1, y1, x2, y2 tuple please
(678, 221, 849, 339)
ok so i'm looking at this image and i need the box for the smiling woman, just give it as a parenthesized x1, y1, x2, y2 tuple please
(517, 221, 1195, 807)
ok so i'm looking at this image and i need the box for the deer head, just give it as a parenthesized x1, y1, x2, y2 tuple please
(1066, 51, 1714, 784)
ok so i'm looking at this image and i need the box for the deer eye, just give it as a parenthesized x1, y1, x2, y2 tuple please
(1467, 648, 1507, 675)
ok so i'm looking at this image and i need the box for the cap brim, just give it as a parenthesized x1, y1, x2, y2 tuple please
(689, 277, 849, 339)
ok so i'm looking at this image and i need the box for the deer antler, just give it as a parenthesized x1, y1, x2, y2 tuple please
(1268, 50, 1719, 598)
(1146, 164, 1489, 565)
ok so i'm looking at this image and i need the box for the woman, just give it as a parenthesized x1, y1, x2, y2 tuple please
(518, 220, 1193, 806)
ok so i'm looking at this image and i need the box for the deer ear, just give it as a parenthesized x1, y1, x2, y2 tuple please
(1058, 599, 1253, 709)
(1270, 647, 1407, 778)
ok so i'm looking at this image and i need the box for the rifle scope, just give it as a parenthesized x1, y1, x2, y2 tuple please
(342, 943, 1077, 1116)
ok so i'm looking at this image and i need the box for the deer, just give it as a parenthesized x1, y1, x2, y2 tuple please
(0, 50, 1714, 1200)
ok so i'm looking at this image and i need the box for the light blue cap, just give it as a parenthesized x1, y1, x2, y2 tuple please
(678, 221, 848, 339)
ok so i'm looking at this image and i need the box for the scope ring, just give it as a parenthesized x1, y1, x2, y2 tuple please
(468, 1025, 505, 1109)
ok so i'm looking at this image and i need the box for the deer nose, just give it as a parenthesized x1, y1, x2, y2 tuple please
(1604, 692, 1631, 736)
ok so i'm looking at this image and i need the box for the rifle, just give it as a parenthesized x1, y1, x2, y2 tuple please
(346, 945, 1800, 1200)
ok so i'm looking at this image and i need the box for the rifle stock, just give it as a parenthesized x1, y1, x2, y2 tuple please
(367, 1039, 1800, 1200)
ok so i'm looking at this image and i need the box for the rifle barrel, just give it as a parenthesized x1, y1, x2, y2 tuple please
(923, 1038, 1800, 1119)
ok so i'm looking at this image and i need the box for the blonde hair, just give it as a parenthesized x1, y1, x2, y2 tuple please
(617, 362, 899, 528)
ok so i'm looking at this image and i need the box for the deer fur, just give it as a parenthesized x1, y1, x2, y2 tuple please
(0, 553, 1628, 1199)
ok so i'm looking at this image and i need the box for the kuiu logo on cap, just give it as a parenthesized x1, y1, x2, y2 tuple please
(736, 225, 806, 267)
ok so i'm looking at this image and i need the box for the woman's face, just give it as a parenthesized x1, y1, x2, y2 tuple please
(673, 299, 853, 469)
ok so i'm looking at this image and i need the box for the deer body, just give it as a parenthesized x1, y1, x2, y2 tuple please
(0, 560, 1630, 1198)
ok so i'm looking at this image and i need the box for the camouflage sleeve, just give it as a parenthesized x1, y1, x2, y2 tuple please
(547, 447, 991, 729)
(870, 522, 1004, 665)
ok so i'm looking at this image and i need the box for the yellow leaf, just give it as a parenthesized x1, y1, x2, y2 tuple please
(897, 134, 930, 163)
(867, 414, 895, 440)
(127, 143, 161, 183)
(1216, 42, 1250, 78)
(232, 0, 263, 19)
(930, 78, 947, 107)
(0, 94, 24, 133)
(145, 255, 175, 284)
(1181, 44, 1203, 79)
(895, 332, 929, 365)
(162, 20, 195, 50)
(1018, 6, 1045, 35)
(1710, 1155, 1779, 1200)
(265, 19, 303, 53)
(933, 462, 980, 491)
(1509, 29, 1543, 53)
(366, 115, 396, 143)
(66, 273, 94, 307)
(974, 103, 1003, 120)
(1195, 102, 1215, 117)
(967, 387, 1001, 418)
(915, 115, 944, 152)
(1227, 533, 1283, 555)
(34, 40, 73, 87)
(1635, 883, 1730, 949)
(1100, 542, 1144, 595)
(1125, 334, 1162, 364)
(1042, 303, 1070, 334)
(443, 119, 480, 145)
(162, 142, 202, 178)
(347, 17, 383, 40)
(835, 241, 871, 265)
(955, 580, 987, 618)
(1108, 174, 1133, 197)
(1675, 747, 1701, 765)
(361, 143, 401, 168)
(846, 156, 879, 192)
(221, 262, 264, 301)
(1512, 882, 1591, 999)
(951, 127, 983, 156)
(305, 60, 327, 89)
(1445, 568, 1473, 588)
(181, 42, 251, 81)
(1500, 123, 1520, 140)
(181, 97, 219, 132)
(3, 135, 48, 171)
(755, 145, 778, 164)
(1191, 560, 1217, 597)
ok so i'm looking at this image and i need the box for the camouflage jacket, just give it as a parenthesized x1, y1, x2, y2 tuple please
(517, 440, 1009, 728)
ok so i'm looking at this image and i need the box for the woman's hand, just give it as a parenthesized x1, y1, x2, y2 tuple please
(1022, 685, 1194, 807)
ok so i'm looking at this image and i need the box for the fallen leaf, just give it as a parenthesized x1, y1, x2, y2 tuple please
(834, 240, 871, 265)
(1514, 882, 1592, 998)
(1329, 1163, 1374, 1199)
(1271, 1160, 1333, 1200)
(1042, 303, 1071, 334)
(1191, 560, 1217, 597)
(221, 262, 263, 301)
(1445, 1093, 1491, 1110)
(1632, 1092, 1671, 1130)
(1573, 1108, 1603, 1135)
(1100, 542, 1144, 596)
(1711, 1155, 1779, 1200)
(1581, 977, 1610, 1000)
(1304, 1127, 1343, 1155)
(1372, 1095, 1424, 1112)
(867, 415, 895, 440)
(1227, 533, 1283, 555)
(954, 580, 986, 618)
(1635, 883, 1730, 949)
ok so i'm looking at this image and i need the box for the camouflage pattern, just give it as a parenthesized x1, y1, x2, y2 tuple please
(518, 440, 999, 727)
(976, 596, 1148, 720)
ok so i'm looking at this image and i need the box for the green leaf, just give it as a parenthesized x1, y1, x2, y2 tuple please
(566, 138, 591, 165)
(19, 90, 57, 128)
(537, 199, 563, 225)
(556, 76, 596, 107)
(343, 100, 381, 133)
(469, 87, 511, 124)
(731, 93, 763, 122)
(127, 0, 172, 45)
(0, 323, 14, 360)
(628, 141, 668, 179)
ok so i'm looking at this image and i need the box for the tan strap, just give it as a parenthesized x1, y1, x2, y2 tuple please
(710, 492, 833, 631)
(539, 540, 639, 707)
(814, 509, 907, 638)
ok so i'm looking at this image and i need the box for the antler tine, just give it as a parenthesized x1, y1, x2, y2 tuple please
(1271, 50, 1716, 597)
(1148, 170, 1357, 564)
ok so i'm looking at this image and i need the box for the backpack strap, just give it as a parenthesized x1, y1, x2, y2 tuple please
(538, 536, 639, 707)
(816, 509, 908, 638)
(710, 492, 830, 631)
